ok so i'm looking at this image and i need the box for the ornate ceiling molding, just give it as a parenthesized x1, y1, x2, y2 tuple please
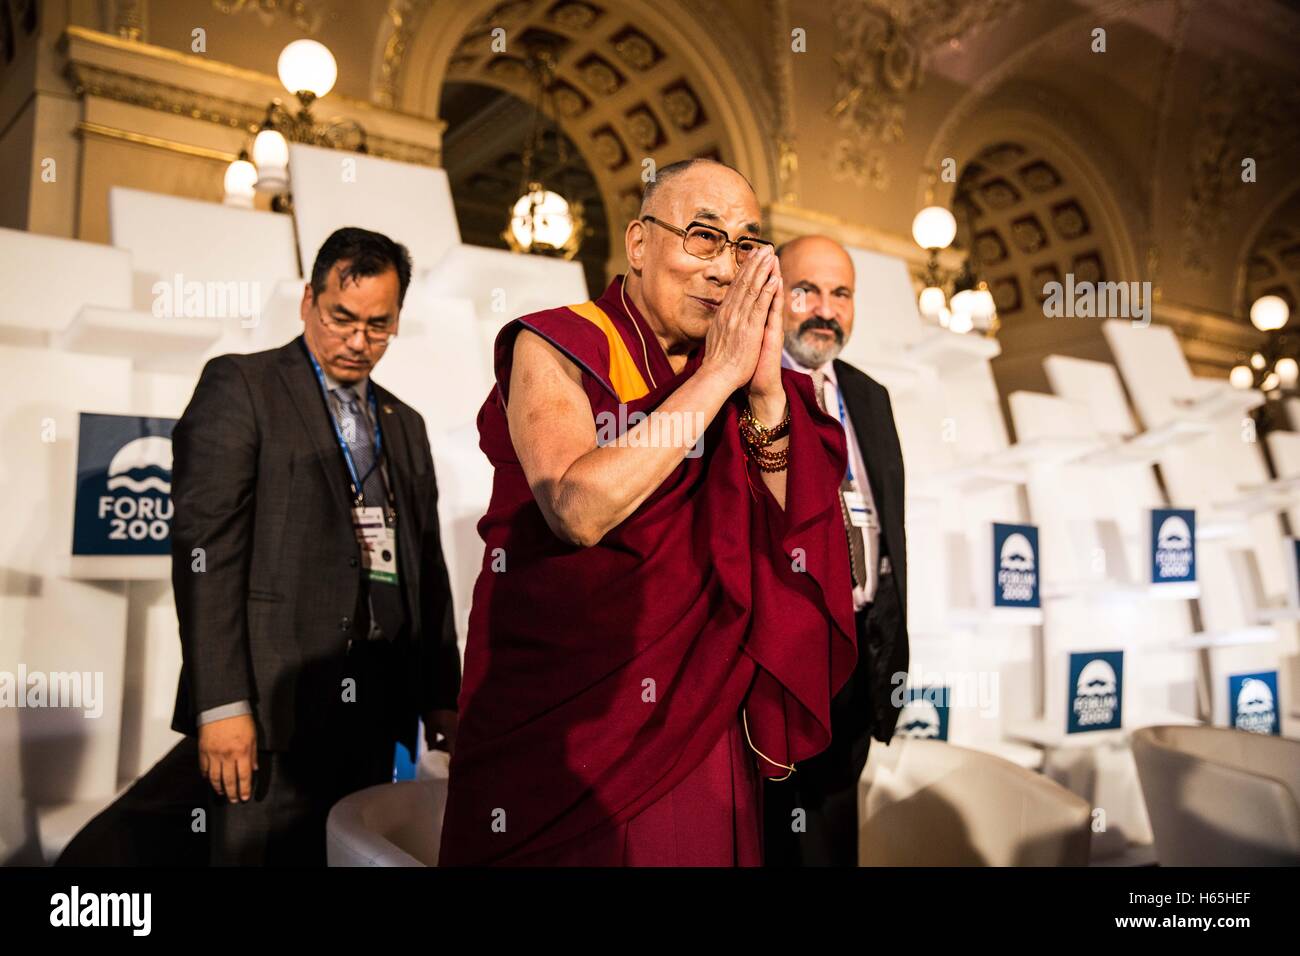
(373, 0, 434, 109)
(103, 0, 145, 42)
(922, 0, 1156, 206)
(1180, 56, 1300, 275)
(828, 0, 1026, 188)
(427, 0, 778, 249)
(211, 0, 324, 33)
(926, 82, 1145, 289)
(767, 0, 799, 204)
(61, 26, 444, 167)
(953, 141, 1109, 320)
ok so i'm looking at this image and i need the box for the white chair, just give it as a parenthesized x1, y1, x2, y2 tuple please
(859, 737, 1092, 865)
(325, 752, 450, 867)
(1131, 725, 1300, 865)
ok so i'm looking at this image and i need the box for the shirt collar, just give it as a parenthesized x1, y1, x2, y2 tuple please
(301, 336, 369, 396)
(781, 348, 838, 385)
(322, 369, 368, 395)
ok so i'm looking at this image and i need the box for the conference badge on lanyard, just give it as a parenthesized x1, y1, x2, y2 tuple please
(352, 505, 399, 585)
(302, 341, 401, 586)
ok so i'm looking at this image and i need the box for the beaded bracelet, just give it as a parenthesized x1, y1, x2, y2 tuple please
(739, 404, 791, 472)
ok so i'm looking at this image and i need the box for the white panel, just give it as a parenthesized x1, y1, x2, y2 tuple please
(375, 290, 491, 436)
(1268, 431, 1300, 532)
(0, 346, 134, 576)
(287, 143, 460, 277)
(0, 345, 135, 850)
(1101, 319, 1220, 430)
(118, 581, 183, 782)
(1095, 323, 1296, 734)
(108, 186, 299, 326)
(425, 245, 588, 325)
(840, 246, 927, 365)
(1043, 354, 1138, 438)
(430, 424, 495, 650)
(0, 227, 132, 334)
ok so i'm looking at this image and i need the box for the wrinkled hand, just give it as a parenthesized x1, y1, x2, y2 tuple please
(198, 713, 258, 803)
(700, 247, 781, 393)
(747, 264, 787, 423)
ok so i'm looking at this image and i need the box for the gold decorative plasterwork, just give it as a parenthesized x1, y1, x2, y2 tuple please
(211, 0, 323, 33)
(107, 0, 146, 41)
(768, 0, 799, 204)
(1181, 57, 1300, 275)
(62, 27, 442, 167)
(376, 0, 433, 110)
(828, 0, 1024, 188)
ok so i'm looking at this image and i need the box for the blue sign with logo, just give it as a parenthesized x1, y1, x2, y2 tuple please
(1229, 670, 1280, 736)
(1068, 650, 1123, 733)
(896, 686, 950, 741)
(1150, 508, 1195, 584)
(993, 522, 1039, 608)
(72, 413, 176, 556)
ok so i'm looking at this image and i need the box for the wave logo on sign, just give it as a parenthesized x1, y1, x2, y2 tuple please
(1151, 508, 1195, 584)
(896, 686, 949, 741)
(73, 414, 177, 556)
(1068, 651, 1123, 733)
(1229, 671, 1280, 736)
(993, 523, 1039, 608)
(106, 436, 173, 494)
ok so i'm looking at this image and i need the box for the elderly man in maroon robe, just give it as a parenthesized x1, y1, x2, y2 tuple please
(438, 159, 856, 866)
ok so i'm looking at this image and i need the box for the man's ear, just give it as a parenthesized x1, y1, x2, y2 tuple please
(625, 218, 647, 271)
(299, 283, 313, 325)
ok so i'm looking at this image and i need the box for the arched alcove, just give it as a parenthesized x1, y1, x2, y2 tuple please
(953, 141, 1113, 324)
(386, 0, 778, 277)
(439, 79, 611, 293)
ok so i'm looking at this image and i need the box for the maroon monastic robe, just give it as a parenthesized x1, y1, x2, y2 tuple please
(438, 276, 856, 866)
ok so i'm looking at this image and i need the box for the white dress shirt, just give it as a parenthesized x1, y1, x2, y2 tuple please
(782, 349, 881, 610)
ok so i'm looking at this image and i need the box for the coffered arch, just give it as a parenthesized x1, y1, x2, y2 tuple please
(923, 94, 1142, 309)
(381, 0, 779, 271)
(952, 140, 1113, 322)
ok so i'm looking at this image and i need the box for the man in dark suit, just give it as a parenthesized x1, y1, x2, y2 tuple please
(170, 226, 461, 866)
(762, 235, 909, 867)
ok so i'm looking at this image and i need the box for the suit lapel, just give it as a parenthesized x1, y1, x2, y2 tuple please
(278, 337, 351, 518)
(834, 359, 890, 507)
(835, 359, 907, 603)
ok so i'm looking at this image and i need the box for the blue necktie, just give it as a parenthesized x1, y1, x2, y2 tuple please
(332, 385, 405, 642)
(332, 386, 386, 506)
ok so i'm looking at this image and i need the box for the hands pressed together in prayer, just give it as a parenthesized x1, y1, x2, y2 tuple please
(699, 245, 788, 429)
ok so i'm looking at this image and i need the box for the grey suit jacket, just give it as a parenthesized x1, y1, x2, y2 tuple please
(169, 337, 461, 754)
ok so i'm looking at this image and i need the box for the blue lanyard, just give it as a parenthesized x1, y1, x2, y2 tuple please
(302, 343, 386, 505)
(830, 379, 855, 484)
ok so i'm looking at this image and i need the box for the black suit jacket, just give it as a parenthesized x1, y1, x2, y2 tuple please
(833, 357, 909, 745)
(169, 337, 461, 755)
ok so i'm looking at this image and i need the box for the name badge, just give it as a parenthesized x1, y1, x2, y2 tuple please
(843, 490, 874, 529)
(351, 506, 399, 584)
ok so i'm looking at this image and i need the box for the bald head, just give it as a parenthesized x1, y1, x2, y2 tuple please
(777, 235, 855, 275)
(777, 234, 856, 368)
(639, 158, 755, 218)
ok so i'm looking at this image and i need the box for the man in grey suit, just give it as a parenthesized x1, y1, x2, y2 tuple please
(170, 226, 461, 865)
